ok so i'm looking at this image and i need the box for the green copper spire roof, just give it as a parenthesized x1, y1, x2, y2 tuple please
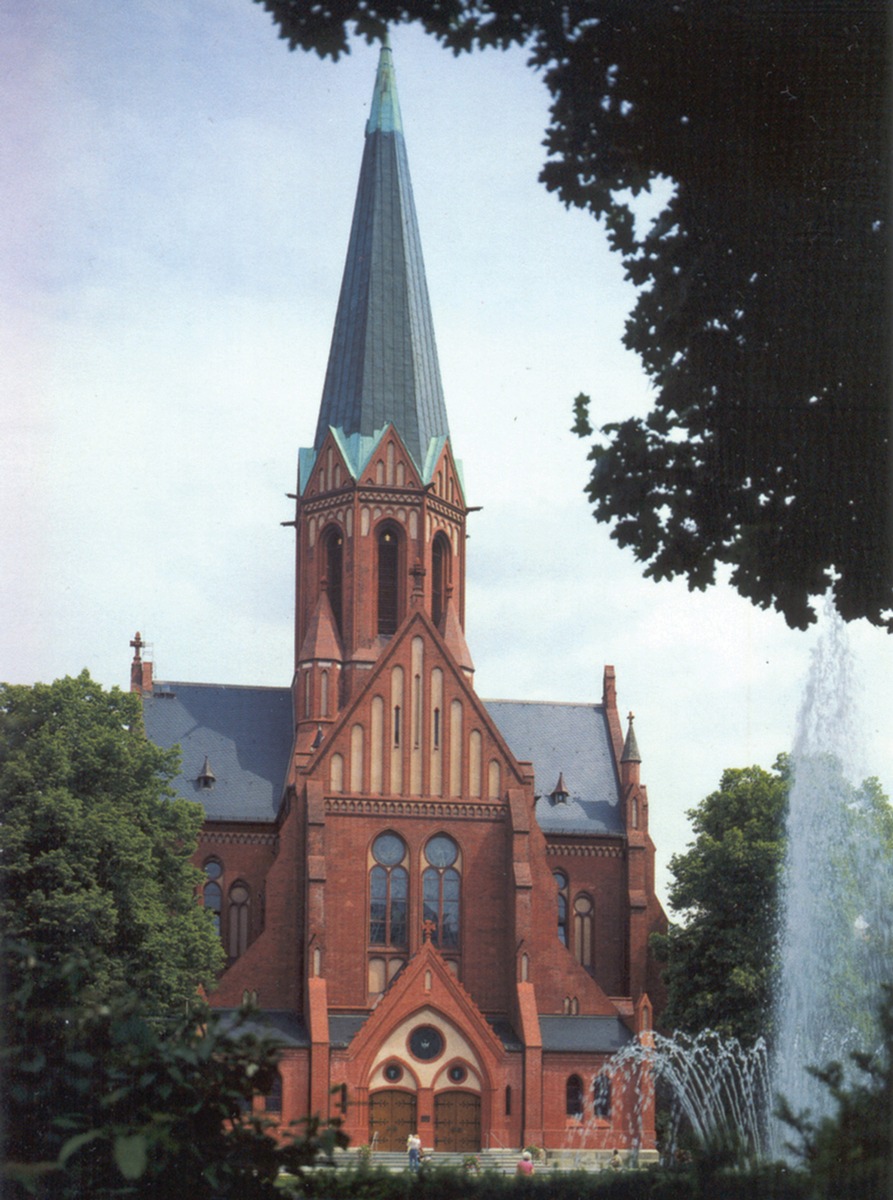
(313, 44, 449, 472)
(366, 40, 403, 135)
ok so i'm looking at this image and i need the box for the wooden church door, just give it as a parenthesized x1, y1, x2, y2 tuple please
(369, 1090, 417, 1151)
(434, 1091, 481, 1151)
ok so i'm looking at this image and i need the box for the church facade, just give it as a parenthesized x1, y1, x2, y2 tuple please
(137, 46, 666, 1156)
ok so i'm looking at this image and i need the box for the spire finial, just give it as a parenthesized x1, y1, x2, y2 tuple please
(367, 39, 402, 135)
(621, 712, 642, 763)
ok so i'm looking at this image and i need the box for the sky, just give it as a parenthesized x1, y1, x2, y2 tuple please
(3, 0, 891, 908)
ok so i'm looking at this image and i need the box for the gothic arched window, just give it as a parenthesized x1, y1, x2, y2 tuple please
(265, 1072, 283, 1115)
(431, 532, 450, 628)
(554, 870, 569, 946)
(322, 525, 343, 638)
(369, 833, 408, 948)
(228, 882, 250, 958)
(377, 524, 402, 635)
(422, 835, 460, 949)
(593, 1072, 612, 1119)
(203, 859, 223, 936)
(566, 1074, 584, 1117)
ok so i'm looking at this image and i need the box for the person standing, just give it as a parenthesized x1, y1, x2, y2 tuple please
(407, 1131, 422, 1172)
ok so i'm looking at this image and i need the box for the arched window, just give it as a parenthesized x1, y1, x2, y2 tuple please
(422, 835, 460, 949)
(228, 882, 250, 958)
(566, 1074, 584, 1117)
(369, 833, 408, 948)
(265, 1072, 283, 1115)
(322, 526, 343, 638)
(204, 859, 223, 935)
(377, 524, 401, 635)
(593, 1072, 612, 1119)
(573, 893, 594, 969)
(554, 871, 568, 946)
(431, 532, 450, 628)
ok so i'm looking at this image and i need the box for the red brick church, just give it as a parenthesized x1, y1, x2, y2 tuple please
(136, 45, 666, 1156)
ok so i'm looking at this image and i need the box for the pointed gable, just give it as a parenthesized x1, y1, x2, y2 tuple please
(337, 939, 507, 1075)
(304, 609, 524, 804)
(298, 589, 343, 663)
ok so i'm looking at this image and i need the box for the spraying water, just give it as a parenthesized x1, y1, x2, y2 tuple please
(771, 600, 891, 1148)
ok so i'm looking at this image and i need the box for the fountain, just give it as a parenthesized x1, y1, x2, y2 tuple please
(571, 601, 891, 1168)
(771, 601, 892, 1150)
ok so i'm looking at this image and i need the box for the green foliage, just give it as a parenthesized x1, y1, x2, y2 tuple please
(651, 760, 789, 1044)
(0, 672, 223, 1015)
(255, 0, 890, 630)
(284, 1159, 806, 1200)
(2, 939, 347, 1198)
(778, 986, 892, 1200)
(655, 757, 893, 1047)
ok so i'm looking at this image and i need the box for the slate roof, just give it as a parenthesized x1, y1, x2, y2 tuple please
(329, 1013, 371, 1048)
(539, 1016, 633, 1054)
(143, 688, 622, 839)
(483, 700, 623, 837)
(214, 1009, 310, 1048)
(311, 44, 449, 477)
(142, 683, 293, 823)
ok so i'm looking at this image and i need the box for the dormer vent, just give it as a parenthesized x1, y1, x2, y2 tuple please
(549, 772, 569, 805)
(197, 755, 216, 790)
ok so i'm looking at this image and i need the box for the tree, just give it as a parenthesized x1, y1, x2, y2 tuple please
(254, 0, 890, 631)
(0, 672, 223, 1016)
(651, 760, 789, 1045)
(655, 757, 893, 1046)
(2, 939, 346, 1198)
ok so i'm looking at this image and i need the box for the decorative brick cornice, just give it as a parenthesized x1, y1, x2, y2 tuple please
(546, 842, 625, 859)
(199, 831, 279, 848)
(326, 797, 506, 822)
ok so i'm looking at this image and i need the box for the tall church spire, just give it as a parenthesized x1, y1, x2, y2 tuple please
(313, 44, 449, 472)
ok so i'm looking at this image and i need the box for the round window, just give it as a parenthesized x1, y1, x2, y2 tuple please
(408, 1025, 444, 1061)
(372, 833, 405, 866)
(424, 835, 458, 868)
(553, 870, 567, 889)
(384, 1063, 403, 1083)
(204, 859, 222, 880)
(448, 1063, 467, 1084)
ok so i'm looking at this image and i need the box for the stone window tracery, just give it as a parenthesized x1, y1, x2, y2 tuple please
(422, 835, 460, 951)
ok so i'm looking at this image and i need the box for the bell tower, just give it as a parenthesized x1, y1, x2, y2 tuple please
(291, 45, 472, 754)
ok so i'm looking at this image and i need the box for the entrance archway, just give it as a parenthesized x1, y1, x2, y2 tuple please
(434, 1090, 481, 1151)
(369, 1089, 417, 1151)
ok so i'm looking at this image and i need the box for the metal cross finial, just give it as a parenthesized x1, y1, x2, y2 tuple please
(627, 710, 635, 722)
(130, 631, 145, 660)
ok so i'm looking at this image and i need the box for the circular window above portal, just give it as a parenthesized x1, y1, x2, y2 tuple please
(408, 1025, 444, 1061)
(384, 1063, 403, 1083)
(447, 1063, 467, 1084)
(372, 832, 406, 867)
(424, 835, 458, 868)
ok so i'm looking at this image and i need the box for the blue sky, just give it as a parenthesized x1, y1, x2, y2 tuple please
(3, 0, 890, 906)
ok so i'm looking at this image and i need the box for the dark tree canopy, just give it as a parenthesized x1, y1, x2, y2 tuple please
(0, 673, 223, 1016)
(3, 940, 346, 1198)
(257, 0, 890, 630)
